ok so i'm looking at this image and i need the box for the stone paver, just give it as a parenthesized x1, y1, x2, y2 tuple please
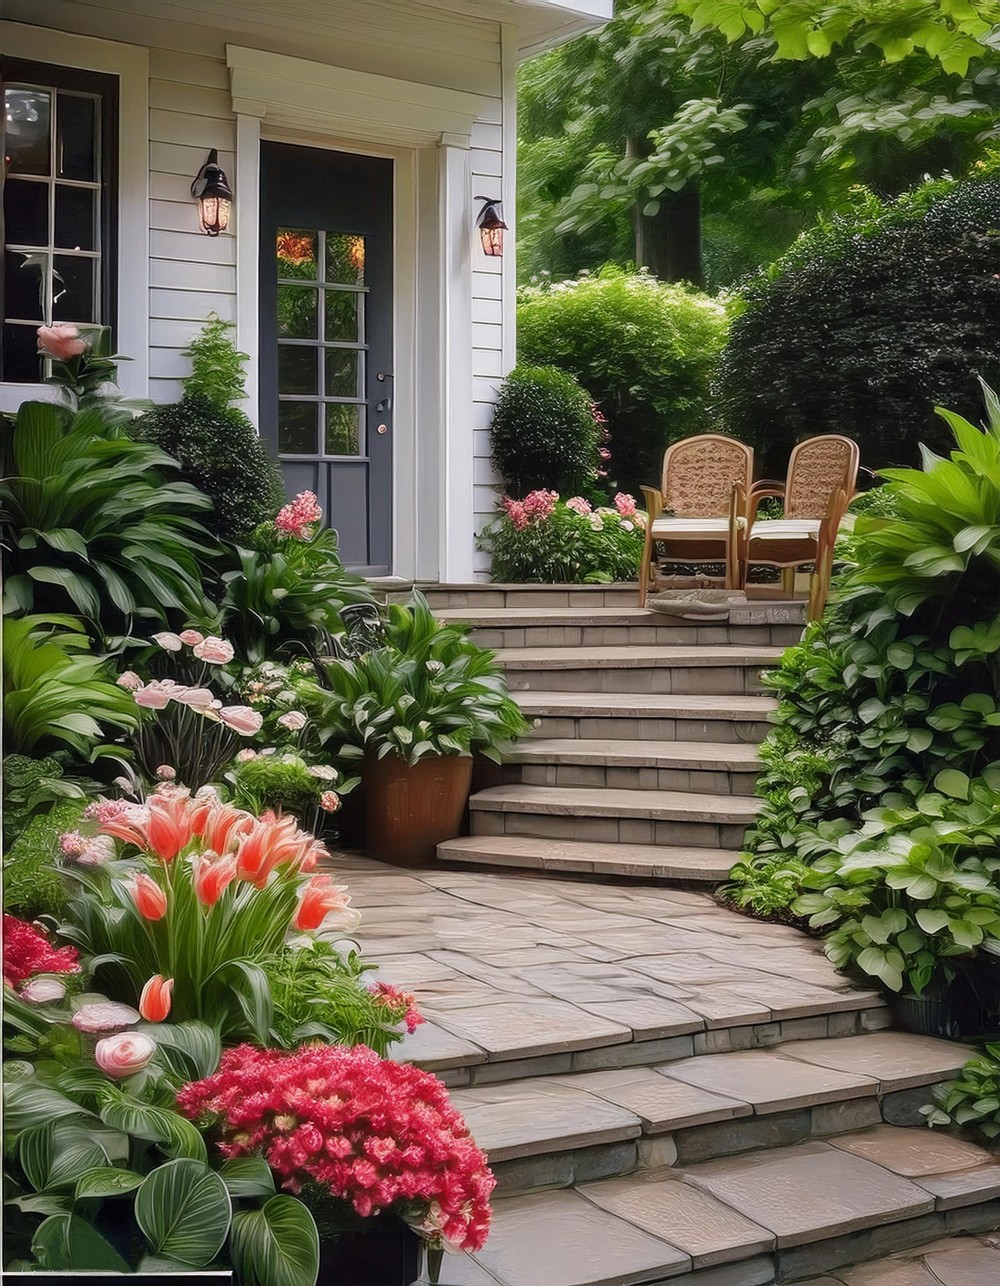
(466, 1189, 690, 1285)
(793, 1233, 1000, 1285)
(469, 784, 760, 822)
(580, 1170, 774, 1267)
(684, 1139, 935, 1247)
(438, 835, 737, 882)
(660, 1049, 877, 1114)
(559, 1066, 750, 1133)
(427, 997, 632, 1062)
(506, 738, 761, 770)
(781, 1032, 974, 1092)
(829, 1124, 993, 1177)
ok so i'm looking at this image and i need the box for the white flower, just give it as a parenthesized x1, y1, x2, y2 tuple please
(308, 764, 338, 781)
(151, 632, 183, 652)
(277, 711, 307, 731)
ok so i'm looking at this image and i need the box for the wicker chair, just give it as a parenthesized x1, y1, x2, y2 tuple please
(638, 434, 754, 606)
(735, 434, 860, 620)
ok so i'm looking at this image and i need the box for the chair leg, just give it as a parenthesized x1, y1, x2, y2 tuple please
(638, 529, 654, 606)
(781, 567, 796, 596)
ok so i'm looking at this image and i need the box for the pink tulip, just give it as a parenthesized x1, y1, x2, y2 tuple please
(116, 670, 143, 690)
(151, 632, 183, 652)
(219, 706, 263, 736)
(193, 636, 234, 664)
(127, 873, 168, 920)
(134, 679, 187, 709)
(37, 323, 87, 360)
(138, 975, 173, 1023)
(173, 686, 216, 711)
(95, 1031, 156, 1078)
(179, 629, 204, 646)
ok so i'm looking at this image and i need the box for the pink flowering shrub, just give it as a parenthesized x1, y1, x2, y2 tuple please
(275, 490, 323, 540)
(177, 1043, 494, 1250)
(3, 914, 80, 988)
(480, 491, 646, 584)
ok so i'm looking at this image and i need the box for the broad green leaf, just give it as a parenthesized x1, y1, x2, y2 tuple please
(135, 1159, 231, 1268)
(915, 908, 950, 934)
(74, 1167, 145, 1201)
(220, 1155, 276, 1199)
(31, 1213, 131, 1273)
(100, 1090, 206, 1162)
(935, 768, 970, 801)
(230, 1194, 321, 1286)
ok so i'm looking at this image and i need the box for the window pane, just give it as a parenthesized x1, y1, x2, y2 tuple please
(278, 344, 318, 396)
(4, 87, 51, 176)
(276, 228, 317, 280)
(2, 323, 43, 381)
(52, 254, 96, 322)
(278, 402, 318, 454)
(325, 404, 362, 456)
(277, 285, 317, 339)
(325, 348, 361, 397)
(325, 233, 365, 285)
(4, 179, 49, 247)
(55, 185, 97, 251)
(325, 289, 360, 342)
(4, 250, 46, 320)
(56, 92, 97, 181)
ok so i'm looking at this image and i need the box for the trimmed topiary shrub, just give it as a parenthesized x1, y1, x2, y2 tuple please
(489, 365, 600, 498)
(133, 317, 284, 542)
(517, 266, 730, 497)
(715, 170, 1000, 474)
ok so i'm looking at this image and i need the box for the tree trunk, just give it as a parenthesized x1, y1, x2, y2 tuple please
(636, 183, 704, 288)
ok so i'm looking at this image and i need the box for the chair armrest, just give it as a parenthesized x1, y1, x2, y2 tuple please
(748, 481, 786, 504)
(640, 486, 664, 521)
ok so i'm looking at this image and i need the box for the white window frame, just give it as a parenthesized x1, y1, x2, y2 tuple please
(0, 22, 148, 410)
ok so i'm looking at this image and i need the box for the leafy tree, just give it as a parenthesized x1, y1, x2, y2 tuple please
(519, 0, 1000, 286)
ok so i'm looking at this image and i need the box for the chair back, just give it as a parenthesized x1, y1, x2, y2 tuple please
(785, 435, 860, 520)
(661, 434, 754, 518)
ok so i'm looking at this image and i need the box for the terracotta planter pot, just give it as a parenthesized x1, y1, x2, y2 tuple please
(364, 752, 473, 867)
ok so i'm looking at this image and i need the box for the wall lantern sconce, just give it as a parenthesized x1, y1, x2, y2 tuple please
(475, 196, 507, 257)
(191, 148, 233, 236)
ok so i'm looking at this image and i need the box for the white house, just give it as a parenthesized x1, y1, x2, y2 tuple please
(1, 0, 611, 580)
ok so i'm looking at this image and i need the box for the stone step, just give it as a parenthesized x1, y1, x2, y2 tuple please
(435, 606, 803, 650)
(496, 646, 782, 696)
(389, 582, 641, 610)
(517, 691, 776, 743)
(459, 1121, 999, 1285)
(450, 1033, 972, 1196)
(469, 785, 759, 849)
(438, 836, 737, 883)
(789, 1233, 1000, 1285)
(506, 739, 761, 796)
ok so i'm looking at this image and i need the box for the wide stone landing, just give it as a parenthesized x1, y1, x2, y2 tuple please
(336, 855, 887, 1086)
(791, 1233, 1000, 1284)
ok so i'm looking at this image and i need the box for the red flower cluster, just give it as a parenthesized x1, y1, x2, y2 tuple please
(369, 981, 424, 1034)
(2, 914, 80, 988)
(177, 1044, 494, 1251)
(275, 490, 323, 539)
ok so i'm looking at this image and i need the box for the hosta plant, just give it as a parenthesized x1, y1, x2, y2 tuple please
(317, 593, 526, 765)
(56, 787, 359, 1043)
(924, 1043, 1000, 1143)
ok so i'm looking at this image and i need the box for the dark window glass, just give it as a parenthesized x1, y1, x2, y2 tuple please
(278, 345, 318, 396)
(2, 323, 42, 381)
(56, 92, 97, 181)
(54, 185, 97, 251)
(277, 285, 317, 339)
(325, 403, 362, 456)
(325, 348, 360, 398)
(52, 254, 96, 322)
(4, 250, 46, 320)
(4, 87, 51, 175)
(325, 289, 359, 342)
(278, 402, 318, 454)
(4, 179, 48, 247)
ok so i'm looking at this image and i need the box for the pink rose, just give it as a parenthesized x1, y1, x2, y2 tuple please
(117, 671, 143, 691)
(319, 791, 342, 813)
(134, 680, 187, 709)
(277, 711, 307, 731)
(179, 629, 204, 646)
(172, 687, 216, 711)
(566, 496, 592, 515)
(20, 977, 67, 1004)
(77, 836, 116, 867)
(72, 1002, 140, 1033)
(95, 1031, 156, 1078)
(193, 636, 234, 664)
(151, 632, 184, 652)
(37, 323, 87, 360)
(156, 765, 177, 781)
(219, 706, 263, 736)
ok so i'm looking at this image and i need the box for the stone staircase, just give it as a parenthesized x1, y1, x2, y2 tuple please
(423, 583, 798, 884)
(364, 584, 1000, 1284)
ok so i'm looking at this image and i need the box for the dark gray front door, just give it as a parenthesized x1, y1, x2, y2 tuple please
(259, 143, 393, 574)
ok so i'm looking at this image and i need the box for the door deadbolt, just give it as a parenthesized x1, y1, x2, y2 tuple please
(376, 423, 388, 435)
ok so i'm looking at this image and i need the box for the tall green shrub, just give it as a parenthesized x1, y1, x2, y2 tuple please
(133, 318, 284, 541)
(715, 169, 1000, 473)
(517, 266, 730, 497)
(489, 365, 600, 497)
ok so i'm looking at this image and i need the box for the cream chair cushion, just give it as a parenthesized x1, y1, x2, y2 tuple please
(650, 516, 732, 539)
(747, 518, 821, 542)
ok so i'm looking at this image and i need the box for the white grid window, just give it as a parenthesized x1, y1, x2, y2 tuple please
(2, 60, 116, 383)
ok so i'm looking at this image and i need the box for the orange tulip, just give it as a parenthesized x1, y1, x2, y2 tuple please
(127, 872, 168, 921)
(235, 814, 311, 887)
(192, 852, 239, 906)
(293, 874, 352, 932)
(139, 974, 173, 1022)
(145, 791, 197, 861)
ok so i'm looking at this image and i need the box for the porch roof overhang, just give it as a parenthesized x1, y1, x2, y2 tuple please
(504, 0, 614, 56)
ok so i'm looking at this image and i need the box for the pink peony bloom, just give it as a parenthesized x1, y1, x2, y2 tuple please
(614, 492, 637, 518)
(522, 489, 558, 520)
(219, 706, 264, 736)
(60, 831, 87, 857)
(179, 629, 204, 646)
(83, 798, 131, 824)
(275, 491, 323, 539)
(151, 632, 184, 652)
(156, 765, 177, 781)
(277, 711, 307, 731)
(77, 836, 116, 867)
(319, 791, 341, 813)
(73, 1001, 140, 1034)
(20, 976, 68, 1004)
(502, 497, 529, 532)
(37, 323, 87, 360)
(193, 636, 234, 665)
(117, 670, 143, 691)
(95, 1031, 156, 1078)
(566, 496, 592, 515)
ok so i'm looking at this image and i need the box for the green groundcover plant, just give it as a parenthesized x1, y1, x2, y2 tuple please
(479, 489, 645, 584)
(727, 382, 1000, 1003)
(925, 1042, 1000, 1143)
